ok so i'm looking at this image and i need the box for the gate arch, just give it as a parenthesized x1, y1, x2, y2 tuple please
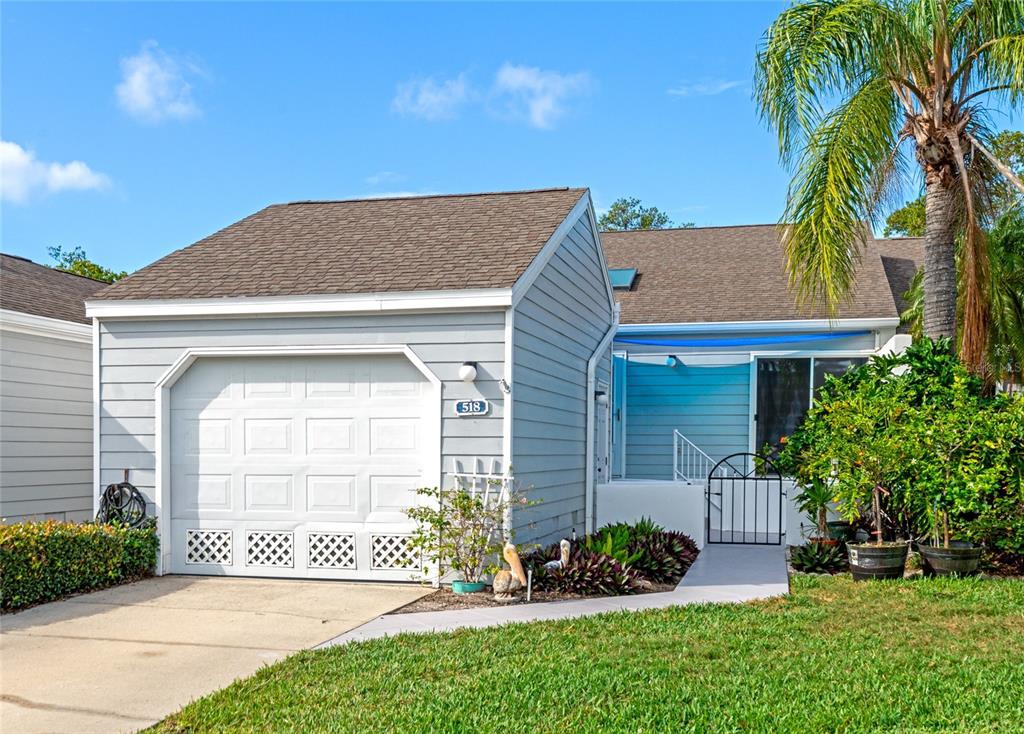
(706, 453, 784, 545)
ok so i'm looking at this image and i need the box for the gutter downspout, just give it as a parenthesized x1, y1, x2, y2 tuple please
(585, 303, 620, 535)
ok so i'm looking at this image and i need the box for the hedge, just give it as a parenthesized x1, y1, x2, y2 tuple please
(0, 519, 159, 612)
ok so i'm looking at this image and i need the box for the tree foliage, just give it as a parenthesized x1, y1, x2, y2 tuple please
(884, 196, 926, 237)
(778, 339, 1024, 554)
(598, 197, 689, 231)
(900, 211, 1024, 383)
(48, 245, 126, 283)
(885, 131, 1024, 237)
(755, 0, 1024, 374)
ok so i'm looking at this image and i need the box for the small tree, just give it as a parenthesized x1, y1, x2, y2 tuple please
(598, 197, 690, 231)
(404, 483, 532, 583)
(48, 246, 127, 283)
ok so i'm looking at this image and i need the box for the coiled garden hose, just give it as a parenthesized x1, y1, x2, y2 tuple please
(96, 480, 149, 528)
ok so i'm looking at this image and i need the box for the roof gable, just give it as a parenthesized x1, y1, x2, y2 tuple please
(601, 224, 900, 325)
(0, 254, 109, 324)
(92, 188, 588, 302)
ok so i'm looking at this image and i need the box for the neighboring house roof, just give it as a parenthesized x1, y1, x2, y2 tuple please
(601, 224, 900, 325)
(0, 253, 109, 324)
(91, 188, 588, 301)
(874, 236, 924, 317)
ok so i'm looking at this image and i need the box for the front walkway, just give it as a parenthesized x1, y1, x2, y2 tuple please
(321, 544, 789, 648)
(0, 576, 428, 734)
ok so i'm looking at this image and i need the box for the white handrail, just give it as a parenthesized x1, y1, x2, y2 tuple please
(672, 430, 716, 483)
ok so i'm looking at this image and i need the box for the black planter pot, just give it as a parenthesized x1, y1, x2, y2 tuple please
(846, 542, 909, 581)
(919, 541, 982, 577)
(827, 521, 855, 542)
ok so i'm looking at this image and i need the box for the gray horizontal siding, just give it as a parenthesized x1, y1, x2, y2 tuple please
(511, 212, 614, 546)
(0, 329, 95, 524)
(97, 311, 507, 510)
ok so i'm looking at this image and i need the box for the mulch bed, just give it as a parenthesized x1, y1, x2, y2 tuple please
(392, 580, 678, 614)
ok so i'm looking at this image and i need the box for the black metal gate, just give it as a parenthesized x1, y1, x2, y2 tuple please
(706, 452, 784, 545)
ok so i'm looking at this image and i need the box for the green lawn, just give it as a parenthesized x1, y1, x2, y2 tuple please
(153, 576, 1024, 733)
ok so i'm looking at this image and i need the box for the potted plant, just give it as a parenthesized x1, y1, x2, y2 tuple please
(793, 479, 837, 545)
(907, 382, 994, 577)
(778, 352, 914, 580)
(404, 482, 530, 594)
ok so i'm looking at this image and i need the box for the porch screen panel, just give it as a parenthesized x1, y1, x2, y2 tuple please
(755, 358, 810, 452)
(813, 357, 867, 396)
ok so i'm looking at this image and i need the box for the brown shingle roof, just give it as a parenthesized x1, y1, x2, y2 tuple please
(1, 254, 109, 324)
(601, 224, 900, 324)
(874, 237, 924, 316)
(92, 188, 588, 301)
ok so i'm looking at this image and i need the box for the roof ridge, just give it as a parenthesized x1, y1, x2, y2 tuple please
(283, 187, 583, 206)
(1, 252, 112, 286)
(601, 223, 780, 234)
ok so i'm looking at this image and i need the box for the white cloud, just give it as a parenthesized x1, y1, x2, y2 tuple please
(116, 41, 201, 122)
(392, 74, 468, 121)
(0, 140, 111, 204)
(667, 79, 744, 97)
(492, 63, 592, 129)
(365, 171, 406, 186)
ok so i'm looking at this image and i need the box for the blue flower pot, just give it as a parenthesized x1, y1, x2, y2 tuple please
(451, 580, 486, 595)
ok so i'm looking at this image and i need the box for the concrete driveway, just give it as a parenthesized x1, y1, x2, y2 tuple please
(0, 576, 428, 733)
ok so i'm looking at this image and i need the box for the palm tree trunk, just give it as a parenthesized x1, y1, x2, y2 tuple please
(923, 172, 958, 341)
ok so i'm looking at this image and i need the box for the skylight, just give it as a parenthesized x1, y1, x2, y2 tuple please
(608, 267, 638, 290)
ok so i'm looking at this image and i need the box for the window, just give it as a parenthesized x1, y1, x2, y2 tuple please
(608, 268, 638, 290)
(756, 356, 867, 454)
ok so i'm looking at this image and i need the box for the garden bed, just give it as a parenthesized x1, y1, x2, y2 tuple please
(393, 579, 679, 614)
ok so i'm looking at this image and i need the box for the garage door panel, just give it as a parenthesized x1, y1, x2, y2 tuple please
(169, 354, 433, 579)
(243, 417, 294, 456)
(305, 475, 357, 514)
(306, 418, 355, 454)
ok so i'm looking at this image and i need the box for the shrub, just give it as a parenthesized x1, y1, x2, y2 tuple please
(790, 542, 847, 574)
(526, 522, 700, 594)
(583, 524, 642, 567)
(779, 338, 1024, 554)
(0, 519, 158, 611)
(526, 545, 642, 596)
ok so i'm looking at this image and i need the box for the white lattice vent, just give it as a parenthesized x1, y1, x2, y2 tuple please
(246, 531, 294, 567)
(307, 533, 357, 569)
(185, 529, 233, 565)
(371, 534, 416, 570)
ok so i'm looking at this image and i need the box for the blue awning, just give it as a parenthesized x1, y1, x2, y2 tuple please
(615, 330, 870, 348)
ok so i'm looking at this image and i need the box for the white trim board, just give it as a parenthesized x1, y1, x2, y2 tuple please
(0, 308, 92, 342)
(616, 318, 900, 335)
(149, 344, 444, 576)
(86, 289, 512, 320)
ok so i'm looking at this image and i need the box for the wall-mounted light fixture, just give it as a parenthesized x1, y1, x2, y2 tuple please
(594, 389, 609, 405)
(665, 355, 679, 368)
(459, 361, 478, 382)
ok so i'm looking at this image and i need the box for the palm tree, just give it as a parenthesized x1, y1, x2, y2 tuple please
(755, 0, 1024, 374)
(901, 211, 1024, 384)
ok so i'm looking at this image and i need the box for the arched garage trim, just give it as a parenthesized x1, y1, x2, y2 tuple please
(151, 344, 443, 575)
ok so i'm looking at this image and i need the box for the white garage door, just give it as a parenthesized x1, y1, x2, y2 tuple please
(168, 354, 434, 580)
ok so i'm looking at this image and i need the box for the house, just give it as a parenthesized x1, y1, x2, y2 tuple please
(595, 225, 913, 545)
(875, 235, 924, 319)
(0, 254, 109, 523)
(85, 189, 617, 580)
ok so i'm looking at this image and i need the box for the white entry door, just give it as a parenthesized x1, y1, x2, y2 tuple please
(168, 354, 434, 580)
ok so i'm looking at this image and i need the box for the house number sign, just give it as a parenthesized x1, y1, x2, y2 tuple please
(454, 399, 489, 416)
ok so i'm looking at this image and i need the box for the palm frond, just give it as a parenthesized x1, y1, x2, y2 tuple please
(755, 0, 914, 163)
(783, 77, 903, 310)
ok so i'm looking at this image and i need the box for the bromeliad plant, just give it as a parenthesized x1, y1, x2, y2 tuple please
(404, 483, 533, 585)
(793, 478, 834, 541)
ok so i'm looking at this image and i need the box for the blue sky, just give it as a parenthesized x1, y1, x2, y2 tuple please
(3, 2, 1018, 274)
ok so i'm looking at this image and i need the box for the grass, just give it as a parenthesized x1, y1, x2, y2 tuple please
(153, 575, 1024, 733)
